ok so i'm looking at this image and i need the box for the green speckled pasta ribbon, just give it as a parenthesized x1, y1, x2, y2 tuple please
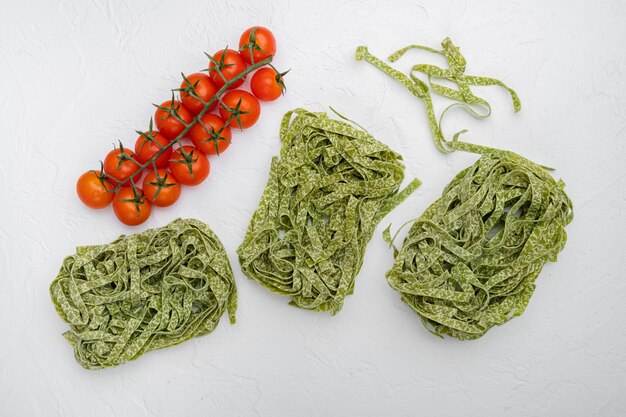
(356, 38, 521, 153)
(50, 218, 237, 369)
(237, 108, 421, 314)
(357, 38, 574, 339)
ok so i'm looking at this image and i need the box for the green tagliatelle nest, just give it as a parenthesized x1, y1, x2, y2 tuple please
(238, 109, 419, 314)
(49, 218, 237, 369)
(385, 149, 573, 339)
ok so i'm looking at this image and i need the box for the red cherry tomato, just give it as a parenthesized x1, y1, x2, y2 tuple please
(168, 146, 210, 186)
(134, 130, 172, 169)
(189, 114, 232, 155)
(103, 147, 141, 182)
(112, 187, 151, 226)
(76, 170, 114, 209)
(219, 90, 261, 129)
(179, 73, 218, 115)
(238, 26, 277, 65)
(142, 169, 181, 207)
(208, 49, 247, 89)
(154, 100, 193, 140)
(251, 67, 285, 101)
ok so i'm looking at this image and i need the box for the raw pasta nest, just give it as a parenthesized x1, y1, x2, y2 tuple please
(385, 149, 573, 339)
(49, 218, 237, 369)
(238, 108, 419, 314)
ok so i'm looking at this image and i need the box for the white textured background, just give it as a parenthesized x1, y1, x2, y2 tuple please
(1, 0, 625, 416)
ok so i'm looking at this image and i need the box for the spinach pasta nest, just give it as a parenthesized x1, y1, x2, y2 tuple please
(49, 218, 237, 369)
(384, 148, 573, 339)
(238, 108, 420, 314)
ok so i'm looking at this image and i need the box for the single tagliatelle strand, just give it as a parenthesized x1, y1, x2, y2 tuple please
(356, 38, 573, 339)
(49, 218, 237, 369)
(237, 108, 421, 314)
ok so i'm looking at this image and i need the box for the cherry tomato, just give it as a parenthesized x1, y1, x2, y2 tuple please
(142, 169, 181, 207)
(168, 146, 210, 186)
(154, 100, 193, 140)
(251, 67, 285, 101)
(208, 49, 247, 89)
(112, 187, 151, 226)
(189, 114, 232, 155)
(134, 130, 172, 168)
(179, 73, 218, 115)
(103, 147, 141, 182)
(219, 90, 261, 129)
(238, 26, 277, 65)
(76, 170, 114, 209)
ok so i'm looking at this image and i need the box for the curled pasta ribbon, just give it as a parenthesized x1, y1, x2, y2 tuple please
(383, 148, 573, 339)
(50, 218, 237, 369)
(238, 109, 421, 314)
(356, 38, 520, 153)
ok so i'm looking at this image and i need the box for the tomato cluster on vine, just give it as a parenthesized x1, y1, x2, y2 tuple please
(76, 26, 287, 225)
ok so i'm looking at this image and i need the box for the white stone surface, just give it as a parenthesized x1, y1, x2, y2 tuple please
(1, 0, 625, 416)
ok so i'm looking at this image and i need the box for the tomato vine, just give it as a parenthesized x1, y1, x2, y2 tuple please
(76, 26, 285, 226)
